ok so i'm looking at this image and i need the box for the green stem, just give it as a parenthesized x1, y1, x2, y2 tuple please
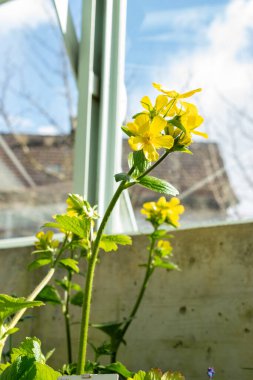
(111, 232, 157, 362)
(76, 179, 128, 374)
(63, 269, 73, 364)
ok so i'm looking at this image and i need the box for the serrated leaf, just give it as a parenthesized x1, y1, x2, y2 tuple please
(28, 259, 52, 271)
(70, 291, 84, 307)
(59, 258, 79, 273)
(10, 337, 45, 363)
(54, 214, 87, 238)
(99, 234, 132, 252)
(0, 356, 61, 380)
(138, 176, 179, 196)
(0, 295, 44, 324)
(114, 172, 130, 182)
(36, 285, 61, 305)
(130, 370, 147, 380)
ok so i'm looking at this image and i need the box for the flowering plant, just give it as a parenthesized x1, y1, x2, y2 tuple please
(0, 83, 206, 379)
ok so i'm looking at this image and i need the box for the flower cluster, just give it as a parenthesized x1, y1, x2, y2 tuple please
(123, 83, 207, 162)
(141, 196, 185, 228)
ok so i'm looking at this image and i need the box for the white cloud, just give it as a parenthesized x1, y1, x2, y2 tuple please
(37, 125, 59, 136)
(0, 0, 56, 34)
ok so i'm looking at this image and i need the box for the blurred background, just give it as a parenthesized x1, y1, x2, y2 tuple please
(0, 0, 252, 238)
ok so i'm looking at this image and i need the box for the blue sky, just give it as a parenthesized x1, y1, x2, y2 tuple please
(0, 0, 253, 219)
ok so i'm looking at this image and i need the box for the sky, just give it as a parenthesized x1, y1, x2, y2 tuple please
(0, 0, 252, 220)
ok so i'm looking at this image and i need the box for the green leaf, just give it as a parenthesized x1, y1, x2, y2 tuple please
(54, 214, 87, 238)
(133, 150, 151, 176)
(138, 176, 179, 196)
(0, 356, 61, 380)
(105, 362, 133, 378)
(42, 222, 61, 230)
(173, 145, 192, 154)
(131, 370, 147, 380)
(0, 295, 44, 324)
(11, 337, 45, 363)
(36, 286, 61, 305)
(153, 258, 180, 271)
(0, 363, 10, 375)
(55, 278, 81, 292)
(59, 258, 79, 273)
(91, 321, 123, 338)
(70, 291, 84, 307)
(151, 230, 173, 240)
(114, 172, 130, 182)
(28, 259, 52, 271)
(1, 327, 19, 340)
(99, 234, 132, 252)
(162, 371, 185, 380)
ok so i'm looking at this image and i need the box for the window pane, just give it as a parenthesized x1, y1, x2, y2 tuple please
(0, 0, 77, 238)
(124, 0, 252, 230)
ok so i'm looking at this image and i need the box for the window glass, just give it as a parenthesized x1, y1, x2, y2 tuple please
(124, 0, 253, 230)
(0, 0, 77, 238)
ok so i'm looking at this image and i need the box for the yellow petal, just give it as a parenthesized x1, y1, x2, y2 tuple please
(141, 96, 153, 111)
(152, 135, 174, 150)
(134, 113, 150, 127)
(150, 116, 167, 134)
(157, 196, 167, 207)
(155, 95, 168, 111)
(192, 130, 208, 138)
(128, 136, 144, 151)
(126, 122, 138, 135)
(143, 144, 159, 161)
(178, 88, 202, 98)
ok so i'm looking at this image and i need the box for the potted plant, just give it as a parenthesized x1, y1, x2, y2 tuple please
(0, 82, 207, 379)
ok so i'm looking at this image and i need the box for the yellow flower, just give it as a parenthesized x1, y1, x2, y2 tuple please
(141, 196, 184, 227)
(127, 114, 174, 161)
(179, 101, 208, 140)
(165, 197, 185, 227)
(153, 82, 202, 99)
(140, 94, 168, 117)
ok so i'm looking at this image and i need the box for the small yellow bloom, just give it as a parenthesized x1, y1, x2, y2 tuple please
(153, 82, 202, 99)
(179, 101, 208, 141)
(157, 240, 172, 251)
(141, 196, 184, 227)
(127, 114, 174, 161)
(140, 94, 169, 116)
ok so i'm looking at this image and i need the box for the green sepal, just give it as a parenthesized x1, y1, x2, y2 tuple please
(153, 257, 180, 271)
(138, 176, 179, 196)
(173, 145, 192, 154)
(133, 150, 151, 177)
(169, 116, 186, 133)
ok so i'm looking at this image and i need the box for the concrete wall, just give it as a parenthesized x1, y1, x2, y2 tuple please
(0, 222, 253, 380)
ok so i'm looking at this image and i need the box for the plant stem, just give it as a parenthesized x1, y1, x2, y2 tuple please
(111, 232, 157, 362)
(76, 180, 127, 374)
(63, 269, 73, 364)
